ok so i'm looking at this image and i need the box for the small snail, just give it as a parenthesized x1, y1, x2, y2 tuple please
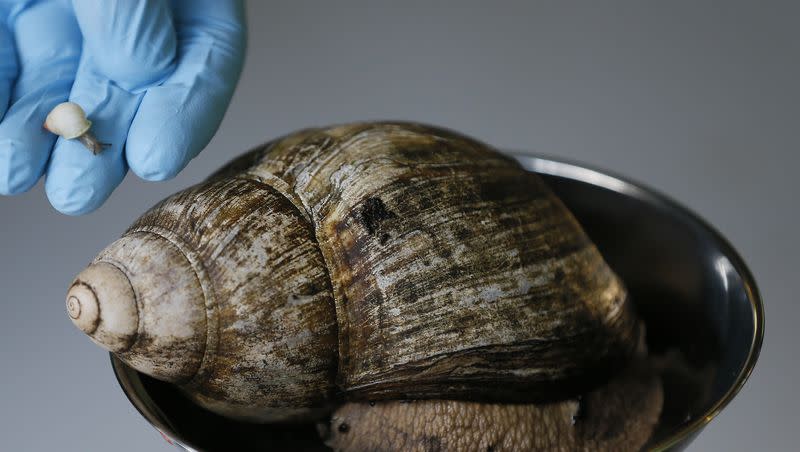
(67, 122, 661, 450)
(43, 102, 109, 154)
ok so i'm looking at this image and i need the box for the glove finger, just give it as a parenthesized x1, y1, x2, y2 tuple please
(44, 51, 139, 215)
(125, 0, 246, 181)
(71, 0, 176, 92)
(0, 16, 17, 119)
(0, 0, 80, 195)
(45, 0, 179, 214)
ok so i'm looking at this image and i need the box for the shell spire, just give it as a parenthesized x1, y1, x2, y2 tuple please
(67, 232, 208, 383)
(67, 262, 138, 352)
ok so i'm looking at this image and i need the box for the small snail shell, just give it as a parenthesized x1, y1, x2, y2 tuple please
(44, 102, 91, 139)
(67, 122, 643, 424)
(44, 102, 109, 155)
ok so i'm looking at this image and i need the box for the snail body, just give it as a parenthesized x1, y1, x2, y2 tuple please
(324, 360, 663, 451)
(67, 122, 641, 423)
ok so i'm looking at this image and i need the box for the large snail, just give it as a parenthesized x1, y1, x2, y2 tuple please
(67, 122, 662, 450)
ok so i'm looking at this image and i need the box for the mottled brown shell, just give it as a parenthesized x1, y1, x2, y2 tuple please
(68, 122, 642, 422)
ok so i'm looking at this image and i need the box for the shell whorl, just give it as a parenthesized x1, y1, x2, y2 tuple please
(236, 122, 641, 402)
(67, 262, 137, 352)
(69, 231, 208, 383)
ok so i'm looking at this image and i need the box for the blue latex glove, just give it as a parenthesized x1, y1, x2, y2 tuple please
(0, 0, 246, 214)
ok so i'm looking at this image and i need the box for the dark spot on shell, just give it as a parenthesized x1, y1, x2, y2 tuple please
(338, 422, 350, 433)
(301, 282, 320, 296)
(421, 435, 442, 452)
(380, 232, 391, 244)
(447, 265, 461, 279)
(478, 175, 525, 203)
(422, 259, 431, 266)
(554, 268, 566, 283)
(455, 226, 471, 240)
(486, 446, 495, 452)
(358, 197, 396, 235)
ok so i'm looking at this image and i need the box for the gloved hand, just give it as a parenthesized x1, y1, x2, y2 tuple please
(0, 0, 246, 215)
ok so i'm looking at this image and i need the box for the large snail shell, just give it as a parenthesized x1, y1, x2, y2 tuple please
(67, 122, 641, 422)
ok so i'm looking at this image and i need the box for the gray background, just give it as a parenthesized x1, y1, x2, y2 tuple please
(0, 1, 795, 450)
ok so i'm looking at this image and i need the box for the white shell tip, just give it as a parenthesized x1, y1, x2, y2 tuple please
(67, 262, 139, 352)
(66, 286, 100, 334)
